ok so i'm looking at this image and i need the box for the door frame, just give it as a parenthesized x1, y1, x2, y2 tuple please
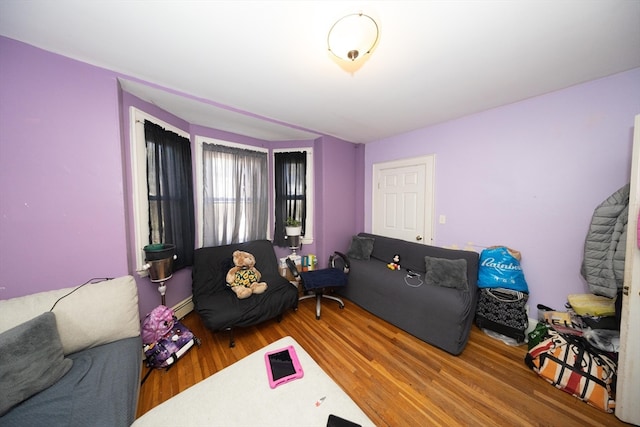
(372, 155, 435, 244)
(616, 114, 640, 425)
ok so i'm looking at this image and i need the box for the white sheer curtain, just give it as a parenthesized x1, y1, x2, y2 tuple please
(202, 143, 268, 246)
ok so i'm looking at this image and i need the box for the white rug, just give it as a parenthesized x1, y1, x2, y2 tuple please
(133, 336, 374, 427)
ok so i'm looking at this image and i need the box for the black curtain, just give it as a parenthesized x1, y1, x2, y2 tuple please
(274, 151, 306, 247)
(144, 120, 195, 269)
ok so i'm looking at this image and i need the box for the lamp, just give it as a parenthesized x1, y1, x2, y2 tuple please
(143, 243, 177, 306)
(286, 234, 301, 256)
(285, 220, 302, 256)
(327, 12, 379, 62)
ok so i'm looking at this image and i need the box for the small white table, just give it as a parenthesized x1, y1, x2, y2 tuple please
(133, 336, 373, 427)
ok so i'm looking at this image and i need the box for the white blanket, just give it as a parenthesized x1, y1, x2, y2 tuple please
(133, 336, 373, 427)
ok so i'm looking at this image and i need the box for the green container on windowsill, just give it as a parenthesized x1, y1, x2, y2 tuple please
(143, 243, 176, 261)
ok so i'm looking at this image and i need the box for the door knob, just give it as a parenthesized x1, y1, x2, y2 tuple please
(416, 235, 423, 241)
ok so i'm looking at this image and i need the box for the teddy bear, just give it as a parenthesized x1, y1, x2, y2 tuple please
(226, 250, 268, 299)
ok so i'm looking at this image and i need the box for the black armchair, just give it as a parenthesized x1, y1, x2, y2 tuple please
(192, 240, 299, 347)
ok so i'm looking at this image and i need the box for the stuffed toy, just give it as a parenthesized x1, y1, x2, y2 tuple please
(387, 254, 401, 270)
(226, 250, 268, 299)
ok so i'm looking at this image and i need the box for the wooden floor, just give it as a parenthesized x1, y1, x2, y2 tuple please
(137, 296, 629, 426)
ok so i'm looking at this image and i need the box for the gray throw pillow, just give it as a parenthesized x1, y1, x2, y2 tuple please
(346, 236, 375, 260)
(0, 312, 73, 416)
(424, 256, 468, 290)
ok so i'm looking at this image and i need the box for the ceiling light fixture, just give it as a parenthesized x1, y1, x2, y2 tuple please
(327, 12, 379, 62)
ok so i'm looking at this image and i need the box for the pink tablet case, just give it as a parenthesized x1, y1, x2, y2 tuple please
(264, 345, 304, 388)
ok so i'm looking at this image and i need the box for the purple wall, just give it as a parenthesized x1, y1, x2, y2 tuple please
(0, 37, 130, 298)
(364, 67, 640, 315)
(315, 135, 361, 263)
(0, 37, 361, 321)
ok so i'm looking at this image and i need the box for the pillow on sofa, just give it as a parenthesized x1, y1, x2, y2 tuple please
(346, 236, 375, 260)
(424, 256, 468, 290)
(0, 276, 140, 355)
(0, 312, 73, 416)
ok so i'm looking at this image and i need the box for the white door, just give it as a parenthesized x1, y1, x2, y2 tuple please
(372, 155, 435, 244)
(616, 114, 640, 425)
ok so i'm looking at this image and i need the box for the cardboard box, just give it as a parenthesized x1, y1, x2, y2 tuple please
(279, 256, 301, 282)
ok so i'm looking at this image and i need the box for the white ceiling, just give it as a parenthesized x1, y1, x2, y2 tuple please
(1, 1, 639, 143)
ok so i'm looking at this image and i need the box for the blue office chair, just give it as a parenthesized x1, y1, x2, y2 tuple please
(286, 252, 349, 320)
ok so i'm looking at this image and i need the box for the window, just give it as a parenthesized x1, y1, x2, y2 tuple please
(196, 137, 269, 247)
(130, 108, 313, 271)
(273, 149, 314, 247)
(144, 121, 195, 269)
(130, 108, 193, 272)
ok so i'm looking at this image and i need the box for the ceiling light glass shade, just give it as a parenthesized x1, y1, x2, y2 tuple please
(327, 13, 379, 62)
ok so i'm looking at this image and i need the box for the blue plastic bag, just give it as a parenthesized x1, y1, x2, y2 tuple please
(478, 246, 528, 292)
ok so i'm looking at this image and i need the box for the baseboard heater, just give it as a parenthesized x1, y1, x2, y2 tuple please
(172, 295, 194, 320)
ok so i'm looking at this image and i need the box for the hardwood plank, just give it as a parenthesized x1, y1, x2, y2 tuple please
(136, 297, 630, 426)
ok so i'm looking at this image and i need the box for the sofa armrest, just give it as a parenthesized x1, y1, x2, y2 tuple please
(0, 276, 140, 355)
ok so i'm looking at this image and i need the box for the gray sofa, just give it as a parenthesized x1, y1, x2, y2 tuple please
(338, 233, 479, 355)
(0, 276, 142, 426)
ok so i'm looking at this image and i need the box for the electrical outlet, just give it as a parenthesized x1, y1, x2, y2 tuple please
(439, 214, 446, 224)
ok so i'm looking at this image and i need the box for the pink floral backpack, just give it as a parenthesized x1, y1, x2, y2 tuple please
(141, 305, 198, 371)
(142, 305, 175, 345)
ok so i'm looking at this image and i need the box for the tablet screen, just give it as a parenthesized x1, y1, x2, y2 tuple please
(267, 349, 296, 380)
